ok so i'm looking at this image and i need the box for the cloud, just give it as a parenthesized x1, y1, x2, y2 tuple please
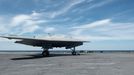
(70, 19, 111, 36)
(0, 11, 47, 35)
(11, 15, 31, 27)
(87, 0, 113, 10)
(19, 24, 39, 35)
(48, 0, 85, 18)
(11, 11, 44, 26)
(0, 17, 10, 33)
(10, 13, 43, 34)
(44, 27, 56, 33)
(52, 0, 114, 19)
(0, 24, 7, 33)
(72, 19, 111, 29)
(70, 19, 134, 40)
(33, 0, 114, 21)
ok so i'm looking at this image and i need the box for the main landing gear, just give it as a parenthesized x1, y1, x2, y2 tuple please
(41, 47, 79, 57)
(42, 48, 50, 57)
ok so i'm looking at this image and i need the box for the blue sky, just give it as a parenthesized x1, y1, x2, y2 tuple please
(0, 0, 134, 50)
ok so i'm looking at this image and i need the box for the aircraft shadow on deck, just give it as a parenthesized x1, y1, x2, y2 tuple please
(10, 53, 79, 60)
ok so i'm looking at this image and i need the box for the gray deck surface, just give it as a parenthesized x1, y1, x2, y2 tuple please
(0, 53, 134, 75)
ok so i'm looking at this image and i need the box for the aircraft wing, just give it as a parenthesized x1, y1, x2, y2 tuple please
(0, 35, 88, 49)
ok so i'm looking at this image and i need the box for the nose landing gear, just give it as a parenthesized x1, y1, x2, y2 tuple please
(71, 47, 80, 55)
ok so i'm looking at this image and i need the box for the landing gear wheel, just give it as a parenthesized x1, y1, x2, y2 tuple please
(42, 50, 49, 57)
(72, 51, 77, 55)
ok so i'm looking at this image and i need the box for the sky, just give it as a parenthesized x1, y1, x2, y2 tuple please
(0, 0, 134, 50)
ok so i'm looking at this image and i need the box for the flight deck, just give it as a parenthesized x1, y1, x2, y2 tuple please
(0, 52, 134, 75)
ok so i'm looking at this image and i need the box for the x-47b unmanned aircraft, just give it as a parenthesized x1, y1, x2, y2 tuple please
(0, 35, 88, 56)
